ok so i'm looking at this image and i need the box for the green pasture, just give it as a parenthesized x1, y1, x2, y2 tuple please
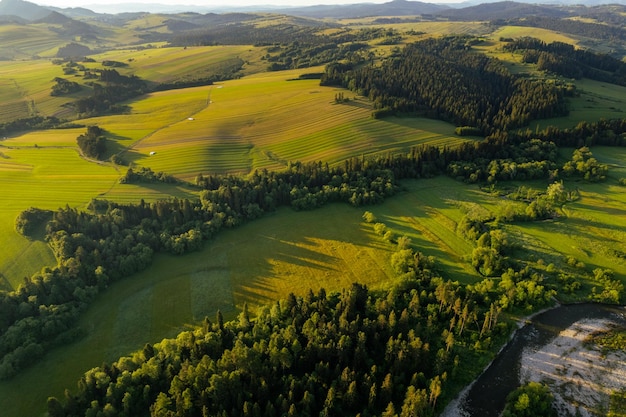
(2, 156, 626, 415)
(533, 79, 626, 129)
(0, 202, 397, 417)
(122, 69, 468, 178)
(80, 85, 212, 144)
(339, 19, 493, 37)
(0, 45, 264, 125)
(490, 26, 580, 46)
(0, 65, 469, 283)
(0, 24, 65, 59)
(0, 59, 75, 121)
(0, 134, 198, 288)
(87, 45, 262, 83)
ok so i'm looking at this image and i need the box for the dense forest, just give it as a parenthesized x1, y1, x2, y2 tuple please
(76, 125, 107, 160)
(45, 277, 515, 417)
(321, 37, 569, 134)
(73, 69, 147, 116)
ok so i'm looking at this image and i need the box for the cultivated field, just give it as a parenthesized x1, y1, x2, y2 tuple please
(121, 69, 469, 178)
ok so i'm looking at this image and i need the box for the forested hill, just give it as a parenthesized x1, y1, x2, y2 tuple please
(322, 37, 569, 134)
(46, 279, 513, 417)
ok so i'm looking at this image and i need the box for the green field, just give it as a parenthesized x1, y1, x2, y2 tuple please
(534, 79, 626, 129)
(0, 64, 471, 286)
(117, 69, 469, 178)
(0, 134, 197, 287)
(3, 157, 626, 415)
(0, 202, 397, 417)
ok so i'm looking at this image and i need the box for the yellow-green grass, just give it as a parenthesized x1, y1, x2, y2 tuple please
(3, 165, 626, 416)
(490, 26, 580, 46)
(372, 177, 485, 283)
(0, 59, 75, 119)
(87, 45, 262, 83)
(0, 202, 396, 417)
(0, 146, 115, 287)
(505, 147, 626, 281)
(0, 24, 67, 59)
(0, 45, 261, 125)
(338, 20, 493, 37)
(79, 85, 212, 145)
(0, 138, 198, 288)
(124, 69, 468, 179)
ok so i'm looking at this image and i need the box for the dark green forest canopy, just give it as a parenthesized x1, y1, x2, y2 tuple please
(321, 36, 569, 134)
(47, 279, 515, 417)
(503, 37, 626, 84)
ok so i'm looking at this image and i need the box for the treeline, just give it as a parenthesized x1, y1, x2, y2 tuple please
(154, 58, 245, 91)
(321, 36, 569, 134)
(50, 77, 82, 97)
(46, 274, 516, 417)
(169, 23, 324, 47)
(264, 41, 370, 71)
(48, 211, 571, 417)
(0, 162, 395, 378)
(504, 16, 626, 42)
(3, 115, 626, 378)
(74, 69, 147, 116)
(119, 167, 180, 185)
(503, 37, 626, 85)
(169, 24, 383, 49)
(0, 116, 68, 138)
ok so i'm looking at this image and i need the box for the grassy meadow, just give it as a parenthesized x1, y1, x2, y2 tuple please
(0, 59, 72, 122)
(0, 64, 469, 286)
(119, 69, 468, 178)
(0, 127, 198, 288)
(3, 157, 626, 415)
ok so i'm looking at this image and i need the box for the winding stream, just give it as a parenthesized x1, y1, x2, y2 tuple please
(444, 303, 626, 417)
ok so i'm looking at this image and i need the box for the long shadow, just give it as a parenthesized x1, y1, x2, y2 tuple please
(0, 273, 12, 292)
(223, 204, 397, 307)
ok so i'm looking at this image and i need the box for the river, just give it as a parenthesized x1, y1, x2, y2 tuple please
(442, 303, 626, 417)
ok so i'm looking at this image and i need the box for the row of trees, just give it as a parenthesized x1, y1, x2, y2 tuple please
(73, 69, 147, 116)
(504, 17, 626, 43)
(0, 116, 71, 138)
(51, 77, 82, 96)
(119, 167, 179, 185)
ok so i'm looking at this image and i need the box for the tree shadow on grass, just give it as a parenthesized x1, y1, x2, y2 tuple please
(0, 273, 12, 292)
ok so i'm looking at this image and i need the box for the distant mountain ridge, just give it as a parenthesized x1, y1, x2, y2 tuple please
(0, 0, 51, 20)
(0, 0, 625, 22)
(274, 0, 449, 19)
